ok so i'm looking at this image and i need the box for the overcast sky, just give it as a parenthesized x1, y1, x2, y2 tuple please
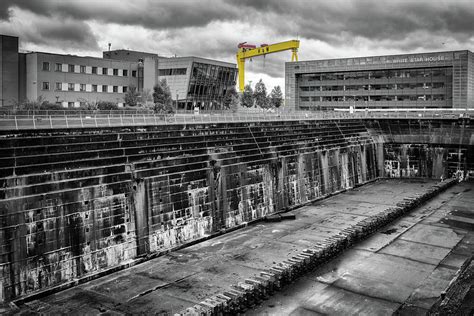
(1, 0, 473, 92)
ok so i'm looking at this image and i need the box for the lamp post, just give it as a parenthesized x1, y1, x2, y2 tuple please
(176, 92, 179, 113)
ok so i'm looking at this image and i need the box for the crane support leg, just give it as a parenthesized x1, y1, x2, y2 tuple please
(292, 49, 298, 62)
(238, 58, 246, 92)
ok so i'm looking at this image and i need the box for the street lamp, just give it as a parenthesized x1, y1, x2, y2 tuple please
(176, 92, 179, 113)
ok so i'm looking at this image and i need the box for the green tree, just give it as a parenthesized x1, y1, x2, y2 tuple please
(153, 79, 174, 114)
(124, 85, 140, 107)
(269, 85, 283, 108)
(254, 79, 269, 108)
(241, 84, 254, 108)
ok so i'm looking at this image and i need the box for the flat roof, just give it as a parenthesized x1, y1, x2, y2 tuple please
(290, 49, 472, 64)
(158, 56, 236, 68)
(24, 51, 139, 63)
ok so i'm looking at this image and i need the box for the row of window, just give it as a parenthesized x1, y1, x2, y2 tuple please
(41, 81, 128, 93)
(300, 95, 448, 102)
(41, 62, 137, 77)
(158, 68, 187, 76)
(299, 67, 452, 82)
(191, 62, 237, 82)
(300, 82, 446, 92)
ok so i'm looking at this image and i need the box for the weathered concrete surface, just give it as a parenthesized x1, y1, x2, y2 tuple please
(0, 121, 383, 302)
(251, 180, 474, 315)
(6, 179, 471, 315)
(1, 118, 472, 303)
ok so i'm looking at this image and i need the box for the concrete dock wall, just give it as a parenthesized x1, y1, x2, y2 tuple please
(0, 118, 471, 302)
(0, 120, 380, 302)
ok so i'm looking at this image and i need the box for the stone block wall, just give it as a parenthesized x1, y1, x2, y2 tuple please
(0, 120, 380, 302)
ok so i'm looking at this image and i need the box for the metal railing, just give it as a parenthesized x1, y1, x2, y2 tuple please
(0, 110, 471, 131)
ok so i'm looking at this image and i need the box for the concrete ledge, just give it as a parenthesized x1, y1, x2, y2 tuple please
(176, 179, 458, 315)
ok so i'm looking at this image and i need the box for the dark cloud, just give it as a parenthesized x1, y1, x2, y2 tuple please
(0, 0, 473, 81)
(233, 0, 474, 46)
(36, 19, 97, 46)
(2, 0, 473, 48)
(0, 0, 240, 29)
(0, 11, 99, 52)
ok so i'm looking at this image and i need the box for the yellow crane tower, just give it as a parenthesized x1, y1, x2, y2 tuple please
(236, 40, 300, 92)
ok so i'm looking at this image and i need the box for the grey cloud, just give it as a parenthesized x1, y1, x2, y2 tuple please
(3, 0, 473, 47)
(0, 15, 99, 52)
(1, 0, 473, 79)
(234, 0, 474, 46)
(0, 0, 240, 29)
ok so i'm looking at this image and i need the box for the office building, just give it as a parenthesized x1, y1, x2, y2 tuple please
(106, 50, 237, 110)
(0, 34, 237, 109)
(25, 52, 141, 107)
(286, 50, 474, 110)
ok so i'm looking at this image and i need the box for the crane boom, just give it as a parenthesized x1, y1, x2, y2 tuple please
(236, 40, 299, 92)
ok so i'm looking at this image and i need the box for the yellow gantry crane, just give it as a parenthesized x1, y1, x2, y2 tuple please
(236, 40, 300, 92)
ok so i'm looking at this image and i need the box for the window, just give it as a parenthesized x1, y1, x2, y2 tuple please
(132, 70, 137, 77)
(42, 82, 50, 90)
(123, 86, 128, 93)
(80, 102, 86, 107)
(80, 65, 86, 73)
(55, 82, 62, 90)
(68, 83, 74, 91)
(159, 68, 187, 76)
(68, 102, 74, 108)
(68, 64, 75, 72)
(92, 66, 97, 74)
(80, 84, 86, 91)
(92, 84, 98, 92)
(42, 62, 50, 71)
(113, 85, 118, 93)
(102, 85, 108, 92)
(55, 63, 62, 72)
(102, 67, 108, 75)
(123, 69, 128, 76)
(113, 68, 118, 76)
(161, 68, 172, 76)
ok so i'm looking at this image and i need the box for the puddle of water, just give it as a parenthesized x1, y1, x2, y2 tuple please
(380, 228, 398, 235)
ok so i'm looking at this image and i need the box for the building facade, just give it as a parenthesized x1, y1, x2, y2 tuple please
(0, 34, 237, 109)
(159, 56, 237, 110)
(25, 52, 142, 107)
(286, 50, 474, 110)
(0, 35, 19, 107)
(106, 50, 237, 110)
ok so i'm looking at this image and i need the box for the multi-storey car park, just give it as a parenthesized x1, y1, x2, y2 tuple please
(285, 50, 474, 111)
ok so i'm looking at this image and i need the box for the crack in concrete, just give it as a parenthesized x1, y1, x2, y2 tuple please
(126, 272, 201, 302)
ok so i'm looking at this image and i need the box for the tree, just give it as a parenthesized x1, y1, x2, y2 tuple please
(254, 79, 269, 108)
(124, 85, 140, 107)
(223, 86, 238, 109)
(153, 79, 174, 114)
(97, 101, 118, 110)
(140, 88, 153, 106)
(269, 85, 283, 108)
(229, 93, 240, 113)
(241, 84, 254, 108)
